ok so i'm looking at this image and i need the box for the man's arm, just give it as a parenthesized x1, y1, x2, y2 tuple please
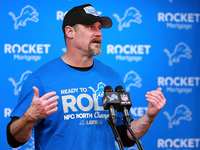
(7, 86, 59, 146)
(8, 113, 37, 144)
(128, 87, 166, 140)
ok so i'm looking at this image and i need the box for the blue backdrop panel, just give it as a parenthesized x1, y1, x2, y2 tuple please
(1, 0, 200, 150)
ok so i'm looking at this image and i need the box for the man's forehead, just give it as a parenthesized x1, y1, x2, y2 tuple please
(92, 21, 102, 26)
(82, 21, 102, 27)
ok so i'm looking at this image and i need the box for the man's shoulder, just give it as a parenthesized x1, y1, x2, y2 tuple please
(28, 57, 62, 78)
(94, 58, 117, 73)
(35, 57, 61, 72)
(94, 59, 112, 69)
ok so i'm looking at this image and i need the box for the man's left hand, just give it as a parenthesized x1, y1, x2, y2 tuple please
(145, 87, 166, 119)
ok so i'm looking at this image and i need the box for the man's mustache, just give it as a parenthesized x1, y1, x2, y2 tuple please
(90, 38, 102, 44)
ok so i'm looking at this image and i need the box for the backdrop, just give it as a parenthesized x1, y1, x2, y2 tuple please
(1, 0, 200, 150)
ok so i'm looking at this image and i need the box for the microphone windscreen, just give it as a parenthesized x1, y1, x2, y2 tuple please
(115, 85, 124, 92)
(104, 85, 113, 92)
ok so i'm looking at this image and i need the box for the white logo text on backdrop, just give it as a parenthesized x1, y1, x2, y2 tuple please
(158, 12, 200, 30)
(158, 76, 200, 94)
(4, 44, 51, 61)
(107, 44, 151, 62)
(158, 138, 200, 149)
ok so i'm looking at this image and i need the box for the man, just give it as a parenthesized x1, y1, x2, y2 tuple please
(7, 4, 166, 150)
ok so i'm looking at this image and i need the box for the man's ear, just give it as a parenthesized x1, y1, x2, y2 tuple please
(64, 26, 75, 39)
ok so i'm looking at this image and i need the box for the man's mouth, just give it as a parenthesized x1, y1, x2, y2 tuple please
(91, 38, 102, 44)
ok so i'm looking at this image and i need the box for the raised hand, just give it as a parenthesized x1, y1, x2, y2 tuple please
(25, 86, 59, 121)
(145, 87, 166, 119)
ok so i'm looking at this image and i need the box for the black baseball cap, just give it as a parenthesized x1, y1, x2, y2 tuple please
(62, 4, 112, 34)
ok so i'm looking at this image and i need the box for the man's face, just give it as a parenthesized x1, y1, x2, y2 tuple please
(73, 21, 103, 56)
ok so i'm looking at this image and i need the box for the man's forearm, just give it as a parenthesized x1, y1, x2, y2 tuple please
(127, 113, 156, 140)
(10, 113, 37, 143)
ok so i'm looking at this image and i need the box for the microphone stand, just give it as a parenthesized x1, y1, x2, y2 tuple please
(122, 117, 144, 150)
(107, 116, 124, 150)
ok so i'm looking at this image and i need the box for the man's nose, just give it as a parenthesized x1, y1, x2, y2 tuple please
(95, 28, 102, 37)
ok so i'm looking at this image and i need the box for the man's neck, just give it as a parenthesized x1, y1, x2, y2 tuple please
(67, 63, 94, 71)
(61, 52, 93, 68)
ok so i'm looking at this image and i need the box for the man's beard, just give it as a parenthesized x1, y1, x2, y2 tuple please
(88, 38, 102, 56)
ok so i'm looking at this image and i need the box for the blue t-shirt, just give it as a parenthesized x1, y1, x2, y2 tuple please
(11, 57, 132, 150)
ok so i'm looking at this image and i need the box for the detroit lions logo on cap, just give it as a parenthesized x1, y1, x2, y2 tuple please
(83, 6, 99, 16)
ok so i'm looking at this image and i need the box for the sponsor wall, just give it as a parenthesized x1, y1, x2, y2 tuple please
(1, 0, 200, 150)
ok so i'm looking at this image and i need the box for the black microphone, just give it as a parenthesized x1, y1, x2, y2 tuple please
(115, 86, 144, 150)
(102, 85, 120, 125)
(115, 85, 132, 127)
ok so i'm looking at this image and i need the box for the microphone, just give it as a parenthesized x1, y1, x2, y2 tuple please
(102, 85, 120, 125)
(115, 86, 144, 150)
(115, 85, 132, 127)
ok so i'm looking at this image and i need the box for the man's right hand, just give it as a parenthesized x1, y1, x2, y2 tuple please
(24, 86, 59, 122)
(8, 86, 59, 145)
